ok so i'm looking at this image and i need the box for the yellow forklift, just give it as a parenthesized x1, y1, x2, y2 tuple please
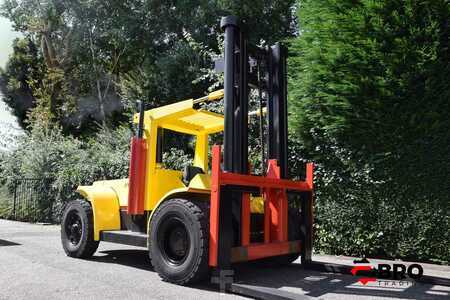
(61, 16, 314, 286)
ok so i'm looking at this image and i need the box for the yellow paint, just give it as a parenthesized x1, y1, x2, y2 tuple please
(76, 185, 121, 240)
(93, 179, 129, 206)
(133, 94, 224, 215)
(77, 90, 230, 236)
(194, 133, 208, 171)
(147, 168, 185, 210)
(188, 173, 211, 191)
(193, 89, 224, 104)
(207, 89, 224, 101)
(250, 196, 264, 214)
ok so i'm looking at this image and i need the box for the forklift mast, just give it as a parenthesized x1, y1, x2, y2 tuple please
(220, 16, 288, 177)
(210, 16, 314, 272)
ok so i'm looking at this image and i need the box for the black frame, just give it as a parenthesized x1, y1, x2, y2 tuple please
(268, 43, 289, 179)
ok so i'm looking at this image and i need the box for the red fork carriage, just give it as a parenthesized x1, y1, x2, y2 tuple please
(209, 146, 314, 267)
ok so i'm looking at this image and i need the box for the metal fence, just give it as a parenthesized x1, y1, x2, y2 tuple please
(11, 178, 53, 222)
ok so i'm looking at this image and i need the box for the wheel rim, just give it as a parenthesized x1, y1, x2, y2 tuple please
(158, 216, 190, 266)
(65, 210, 83, 246)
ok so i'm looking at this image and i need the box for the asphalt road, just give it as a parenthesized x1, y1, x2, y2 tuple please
(1, 219, 449, 300)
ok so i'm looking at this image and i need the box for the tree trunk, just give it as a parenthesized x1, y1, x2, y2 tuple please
(96, 78, 106, 125)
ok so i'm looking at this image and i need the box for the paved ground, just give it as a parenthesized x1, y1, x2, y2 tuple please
(1, 219, 449, 300)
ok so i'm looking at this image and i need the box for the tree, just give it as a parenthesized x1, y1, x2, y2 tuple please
(1, 0, 297, 133)
(2, 0, 74, 119)
(289, 0, 450, 261)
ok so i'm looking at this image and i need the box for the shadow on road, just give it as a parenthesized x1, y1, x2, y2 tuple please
(0, 238, 21, 246)
(92, 249, 153, 271)
(87, 249, 449, 299)
(90, 249, 219, 293)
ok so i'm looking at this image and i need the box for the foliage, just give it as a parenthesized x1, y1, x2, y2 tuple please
(162, 148, 194, 171)
(289, 0, 450, 262)
(1, 0, 296, 132)
(0, 122, 132, 221)
(0, 184, 12, 219)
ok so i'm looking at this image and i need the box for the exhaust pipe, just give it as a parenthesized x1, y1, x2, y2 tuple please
(127, 101, 147, 215)
(137, 100, 145, 138)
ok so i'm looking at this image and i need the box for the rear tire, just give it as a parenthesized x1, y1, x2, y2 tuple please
(61, 199, 99, 258)
(149, 198, 209, 285)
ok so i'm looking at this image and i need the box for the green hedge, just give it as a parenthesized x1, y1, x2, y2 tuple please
(287, 0, 450, 264)
(288, 135, 450, 264)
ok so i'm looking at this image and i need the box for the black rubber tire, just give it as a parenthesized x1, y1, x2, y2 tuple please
(149, 198, 209, 285)
(61, 199, 99, 258)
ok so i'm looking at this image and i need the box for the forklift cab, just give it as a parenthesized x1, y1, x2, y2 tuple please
(131, 98, 226, 211)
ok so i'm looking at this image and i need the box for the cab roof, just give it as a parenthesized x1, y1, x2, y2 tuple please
(134, 99, 224, 135)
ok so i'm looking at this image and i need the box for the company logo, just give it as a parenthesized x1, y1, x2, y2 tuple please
(351, 258, 423, 285)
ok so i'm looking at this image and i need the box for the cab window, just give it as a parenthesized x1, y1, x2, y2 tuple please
(156, 128, 195, 171)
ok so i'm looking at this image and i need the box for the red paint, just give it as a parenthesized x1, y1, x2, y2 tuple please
(127, 137, 147, 215)
(359, 277, 377, 285)
(241, 193, 250, 246)
(245, 241, 300, 261)
(219, 172, 312, 191)
(265, 160, 288, 242)
(241, 163, 252, 246)
(306, 162, 314, 189)
(208, 145, 221, 267)
(208, 146, 314, 267)
(351, 265, 377, 284)
(351, 265, 373, 275)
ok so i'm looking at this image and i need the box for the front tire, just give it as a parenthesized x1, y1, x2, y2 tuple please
(149, 198, 209, 285)
(61, 199, 99, 258)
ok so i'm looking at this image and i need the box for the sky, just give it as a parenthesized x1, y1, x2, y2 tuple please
(0, 5, 22, 140)
(0, 16, 20, 68)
